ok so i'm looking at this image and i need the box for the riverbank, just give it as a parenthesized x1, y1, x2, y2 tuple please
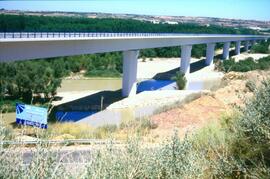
(2, 53, 268, 141)
(53, 53, 270, 127)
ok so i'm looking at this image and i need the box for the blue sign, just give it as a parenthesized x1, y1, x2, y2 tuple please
(16, 103, 48, 129)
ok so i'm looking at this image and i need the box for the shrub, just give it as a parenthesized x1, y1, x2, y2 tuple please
(219, 56, 270, 73)
(245, 80, 256, 92)
(224, 79, 270, 177)
(237, 79, 270, 154)
(142, 57, 146, 62)
(84, 131, 204, 178)
(251, 41, 270, 54)
(0, 144, 72, 178)
(171, 72, 187, 90)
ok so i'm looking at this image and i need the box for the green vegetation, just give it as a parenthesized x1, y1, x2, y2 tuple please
(217, 55, 270, 72)
(251, 40, 270, 53)
(171, 72, 187, 90)
(0, 14, 258, 60)
(1, 78, 270, 178)
(0, 14, 257, 34)
(0, 52, 123, 110)
(232, 80, 270, 170)
(0, 60, 62, 108)
(0, 14, 259, 110)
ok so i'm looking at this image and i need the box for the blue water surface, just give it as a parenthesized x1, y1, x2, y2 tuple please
(56, 80, 176, 122)
(137, 80, 175, 93)
(55, 111, 97, 122)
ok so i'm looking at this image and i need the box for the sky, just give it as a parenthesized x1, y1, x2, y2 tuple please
(0, 0, 270, 21)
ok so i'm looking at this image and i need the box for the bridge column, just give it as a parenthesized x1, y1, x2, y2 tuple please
(235, 41, 241, 55)
(222, 42, 230, 60)
(251, 40, 256, 47)
(205, 43, 215, 66)
(122, 50, 139, 97)
(244, 41, 249, 52)
(180, 45, 192, 75)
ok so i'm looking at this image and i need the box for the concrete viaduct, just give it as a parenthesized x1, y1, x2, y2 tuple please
(0, 32, 269, 97)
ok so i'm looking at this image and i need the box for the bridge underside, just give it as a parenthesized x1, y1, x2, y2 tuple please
(0, 33, 269, 97)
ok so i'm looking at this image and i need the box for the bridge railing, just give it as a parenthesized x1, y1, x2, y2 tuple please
(0, 32, 183, 39)
(0, 32, 267, 40)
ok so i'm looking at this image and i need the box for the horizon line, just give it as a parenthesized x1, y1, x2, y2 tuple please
(1, 8, 270, 23)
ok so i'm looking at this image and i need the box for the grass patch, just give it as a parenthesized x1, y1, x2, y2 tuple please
(84, 69, 121, 78)
(2, 117, 157, 140)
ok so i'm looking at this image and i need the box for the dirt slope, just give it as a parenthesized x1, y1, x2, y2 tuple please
(149, 70, 270, 140)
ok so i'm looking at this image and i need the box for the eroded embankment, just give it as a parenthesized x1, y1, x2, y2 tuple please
(149, 70, 270, 140)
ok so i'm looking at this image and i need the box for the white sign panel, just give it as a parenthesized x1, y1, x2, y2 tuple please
(16, 103, 48, 129)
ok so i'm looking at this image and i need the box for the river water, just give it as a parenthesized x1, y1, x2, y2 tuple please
(2, 77, 222, 126)
(54, 77, 222, 127)
(58, 79, 122, 92)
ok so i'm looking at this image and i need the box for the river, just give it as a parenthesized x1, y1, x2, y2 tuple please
(54, 76, 222, 126)
(2, 76, 222, 127)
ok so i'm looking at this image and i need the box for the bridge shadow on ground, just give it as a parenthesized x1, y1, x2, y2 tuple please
(51, 47, 246, 122)
(50, 90, 123, 122)
(153, 58, 207, 80)
(154, 47, 245, 80)
(215, 46, 246, 59)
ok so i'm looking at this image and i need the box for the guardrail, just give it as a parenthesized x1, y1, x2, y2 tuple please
(0, 139, 122, 145)
(0, 32, 267, 39)
(0, 32, 181, 39)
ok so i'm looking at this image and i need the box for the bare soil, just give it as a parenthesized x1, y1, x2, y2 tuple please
(149, 70, 270, 140)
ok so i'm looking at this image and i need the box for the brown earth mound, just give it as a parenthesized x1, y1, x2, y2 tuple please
(149, 70, 270, 140)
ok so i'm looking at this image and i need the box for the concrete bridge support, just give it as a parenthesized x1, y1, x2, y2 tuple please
(122, 50, 139, 97)
(222, 42, 231, 60)
(251, 40, 256, 46)
(235, 41, 241, 55)
(180, 45, 192, 75)
(205, 43, 215, 66)
(244, 41, 249, 52)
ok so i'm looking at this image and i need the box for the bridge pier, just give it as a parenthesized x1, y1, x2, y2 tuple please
(244, 41, 249, 52)
(222, 42, 230, 60)
(180, 45, 192, 75)
(235, 41, 241, 55)
(251, 40, 256, 46)
(122, 50, 139, 97)
(205, 43, 215, 66)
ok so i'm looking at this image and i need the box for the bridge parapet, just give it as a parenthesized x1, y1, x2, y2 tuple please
(0, 32, 269, 40)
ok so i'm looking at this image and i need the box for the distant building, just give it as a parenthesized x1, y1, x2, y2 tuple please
(249, 26, 262, 30)
(165, 21, 178, 25)
(150, 20, 160, 24)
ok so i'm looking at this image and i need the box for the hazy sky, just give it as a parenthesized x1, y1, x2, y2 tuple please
(1, 0, 270, 21)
